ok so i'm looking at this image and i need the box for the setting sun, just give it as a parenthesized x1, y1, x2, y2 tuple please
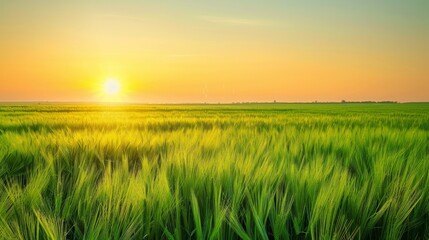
(104, 79, 120, 95)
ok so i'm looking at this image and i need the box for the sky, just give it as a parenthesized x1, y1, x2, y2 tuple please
(0, 0, 428, 103)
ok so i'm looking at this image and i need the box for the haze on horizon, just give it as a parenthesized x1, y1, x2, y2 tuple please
(1, 0, 428, 103)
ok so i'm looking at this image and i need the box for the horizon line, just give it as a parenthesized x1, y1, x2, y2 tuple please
(1, 100, 428, 105)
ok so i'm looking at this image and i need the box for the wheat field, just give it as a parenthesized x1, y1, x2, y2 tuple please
(0, 103, 428, 239)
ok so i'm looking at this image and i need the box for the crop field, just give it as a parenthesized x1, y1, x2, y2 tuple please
(0, 103, 428, 240)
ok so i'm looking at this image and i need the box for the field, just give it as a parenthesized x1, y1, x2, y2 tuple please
(0, 103, 428, 239)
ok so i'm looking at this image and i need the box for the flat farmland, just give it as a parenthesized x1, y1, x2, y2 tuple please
(0, 103, 428, 239)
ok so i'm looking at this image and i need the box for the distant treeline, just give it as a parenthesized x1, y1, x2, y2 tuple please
(341, 100, 398, 103)
(227, 101, 399, 104)
(339, 100, 398, 104)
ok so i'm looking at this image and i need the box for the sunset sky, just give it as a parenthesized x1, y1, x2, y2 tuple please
(1, 1, 428, 103)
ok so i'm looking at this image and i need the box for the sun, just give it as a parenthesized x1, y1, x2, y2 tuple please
(104, 79, 121, 95)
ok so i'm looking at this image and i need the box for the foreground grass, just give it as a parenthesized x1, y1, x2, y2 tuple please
(0, 103, 428, 239)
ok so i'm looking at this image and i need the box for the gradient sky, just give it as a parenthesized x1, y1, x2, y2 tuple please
(1, 0, 428, 103)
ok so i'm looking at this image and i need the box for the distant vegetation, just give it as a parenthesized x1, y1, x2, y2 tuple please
(0, 103, 428, 239)
(340, 100, 398, 104)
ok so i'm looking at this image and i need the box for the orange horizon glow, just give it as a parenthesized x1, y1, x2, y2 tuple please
(0, 1, 428, 103)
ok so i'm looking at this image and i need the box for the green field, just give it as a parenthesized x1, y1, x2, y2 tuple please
(0, 103, 428, 239)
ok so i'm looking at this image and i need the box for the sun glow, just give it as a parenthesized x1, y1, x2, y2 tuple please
(104, 79, 121, 95)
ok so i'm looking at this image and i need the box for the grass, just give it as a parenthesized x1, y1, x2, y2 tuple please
(0, 103, 428, 239)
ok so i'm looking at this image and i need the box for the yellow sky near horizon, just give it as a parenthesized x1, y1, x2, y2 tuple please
(1, 1, 428, 102)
